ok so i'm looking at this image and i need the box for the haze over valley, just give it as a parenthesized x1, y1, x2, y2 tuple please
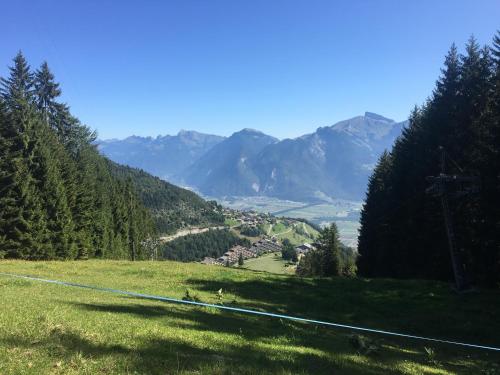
(99, 111, 406, 245)
(99, 112, 406, 202)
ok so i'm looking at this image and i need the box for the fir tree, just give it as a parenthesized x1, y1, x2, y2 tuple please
(36, 124, 76, 259)
(0, 105, 50, 258)
(34, 62, 61, 119)
(319, 223, 342, 276)
(0, 52, 33, 110)
(357, 150, 393, 276)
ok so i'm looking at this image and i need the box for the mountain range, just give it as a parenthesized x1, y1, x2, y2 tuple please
(99, 131, 224, 180)
(98, 112, 407, 202)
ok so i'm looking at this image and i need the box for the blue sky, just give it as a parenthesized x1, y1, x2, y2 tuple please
(2, 1, 499, 140)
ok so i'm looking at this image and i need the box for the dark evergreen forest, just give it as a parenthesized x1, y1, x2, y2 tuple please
(108, 162, 224, 234)
(0, 53, 156, 260)
(160, 229, 250, 262)
(358, 34, 500, 287)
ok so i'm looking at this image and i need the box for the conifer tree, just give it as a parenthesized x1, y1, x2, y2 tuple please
(319, 223, 342, 276)
(34, 62, 61, 119)
(357, 150, 393, 276)
(0, 52, 33, 109)
(36, 124, 76, 259)
(0, 105, 50, 258)
(0, 99, 12, 257)
(0, 54, 53, 259)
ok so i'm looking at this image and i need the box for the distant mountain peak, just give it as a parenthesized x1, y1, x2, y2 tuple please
(364, 112, 395, 122)
(328, 112, 403, 142)
(124, 135, 153, 142)
(236, 128, 266, 135)
(100, 113, 407, 202)
(98, 130, 225, 181)
(177, 129, 202, 136)
(230, 128, 279, 143)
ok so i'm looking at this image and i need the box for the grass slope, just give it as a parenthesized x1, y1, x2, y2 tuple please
(241, 253, 295, 275)
(260, 221, 319, 246)
(0, 260, 499, 374)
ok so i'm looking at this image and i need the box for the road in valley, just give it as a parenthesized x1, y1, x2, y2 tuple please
(159, 226, 226, 242)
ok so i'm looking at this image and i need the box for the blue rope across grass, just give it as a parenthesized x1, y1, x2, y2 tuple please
(1, 271, 499, 352)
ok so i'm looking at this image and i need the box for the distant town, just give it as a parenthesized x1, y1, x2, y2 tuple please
(199, 207, 321, 267)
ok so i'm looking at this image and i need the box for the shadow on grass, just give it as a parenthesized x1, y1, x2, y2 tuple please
(69, 299, 332, 343)
(59, 299, 499, 374)
(6, 273, 496, 374)
(183, 276, 500, 347)
(2, 316, 400, 375)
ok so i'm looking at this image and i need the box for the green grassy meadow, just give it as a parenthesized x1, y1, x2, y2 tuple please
(224, 218, 240, 227)
(0, 260, 499, 374)
(241, 253, 295, 275)
(260, 221, 319, 246)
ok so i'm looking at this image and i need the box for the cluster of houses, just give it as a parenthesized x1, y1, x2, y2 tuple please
(223, 206, 311, 233)
(223, 208, 273, 227)
(251, 239, 283, 255)
(201, 206, 322, 267)
(201, 239, 283, 266)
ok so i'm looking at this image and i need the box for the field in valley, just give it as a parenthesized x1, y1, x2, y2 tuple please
(259, 221, 320, 246)
(1, 260, 499, 374)
(240, 252, 295, 275)
(215, 196, 362, 247)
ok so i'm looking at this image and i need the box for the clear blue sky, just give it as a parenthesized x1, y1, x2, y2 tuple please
(2, 1, 499, 140)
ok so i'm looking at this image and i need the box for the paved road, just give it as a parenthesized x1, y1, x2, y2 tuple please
(159, 226, 226, 242)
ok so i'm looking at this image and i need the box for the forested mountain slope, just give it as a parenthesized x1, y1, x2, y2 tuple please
(0, 53, 155, 260)
(108, 162, 224, 234)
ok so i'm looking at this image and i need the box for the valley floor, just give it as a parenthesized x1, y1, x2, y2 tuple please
(0, 260, 499, 374)
(214, 196, 362, 247)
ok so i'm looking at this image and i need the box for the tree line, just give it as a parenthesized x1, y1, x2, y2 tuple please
(160, 229, 250, 262)
(0, 53, 155, 260)
(297, 223, 357, 277)
(358, 33, 500, 287)
(240, 224, 263, 237)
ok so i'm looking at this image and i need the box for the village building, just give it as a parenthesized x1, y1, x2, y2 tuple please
(295, 243, 315, 255)
(250, 239, 283, 255)
(215, 244, 257, 266)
